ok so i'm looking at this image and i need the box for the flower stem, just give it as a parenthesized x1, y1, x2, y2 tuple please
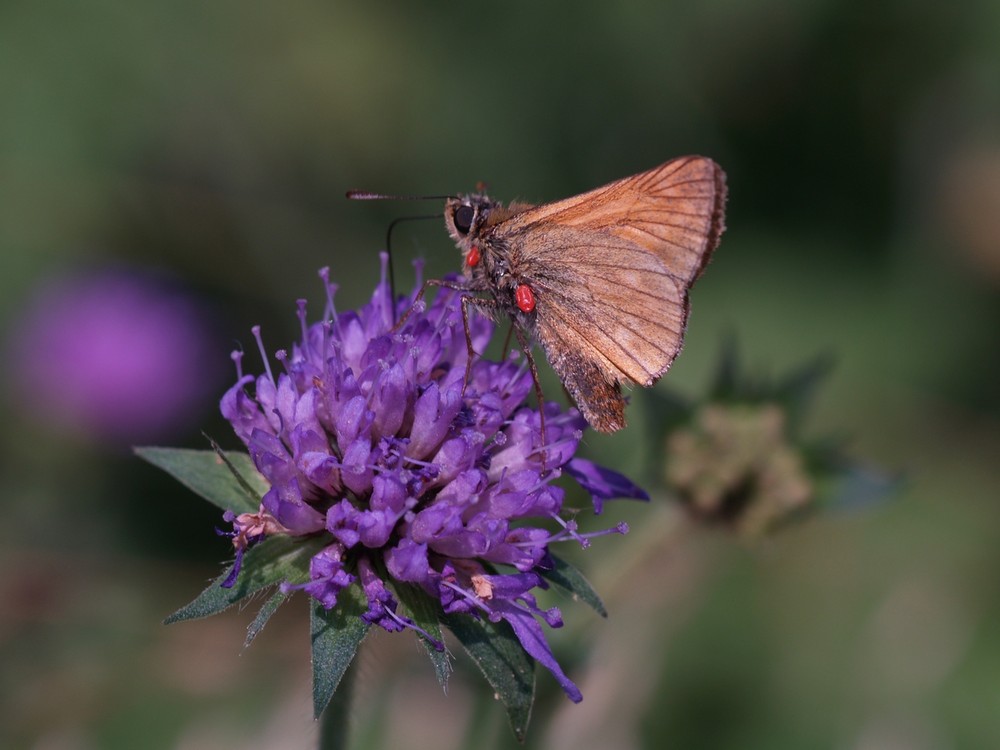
(318, 660, 355, 750)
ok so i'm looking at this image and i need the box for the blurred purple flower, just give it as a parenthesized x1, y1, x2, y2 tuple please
(6, 267, 220, 444)
(221, 256, 646, 702)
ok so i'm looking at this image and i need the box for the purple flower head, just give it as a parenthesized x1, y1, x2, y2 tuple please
(221, 255, 645, 702)
(6, 267, 221, 444)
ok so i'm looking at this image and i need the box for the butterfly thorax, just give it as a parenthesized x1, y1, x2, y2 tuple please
(444, 194, 535, 312)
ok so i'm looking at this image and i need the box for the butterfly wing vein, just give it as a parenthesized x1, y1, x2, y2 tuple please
(489, 156, 726, 432)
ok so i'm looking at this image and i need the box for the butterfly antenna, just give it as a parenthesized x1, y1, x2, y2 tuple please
(383, 213, 442, 316)
(346, 189, 458, 323)
(346, 191, 455, 202)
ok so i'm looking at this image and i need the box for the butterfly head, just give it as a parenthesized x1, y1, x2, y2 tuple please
(444, 194, 500, 276)
(444, 194, 495, 244)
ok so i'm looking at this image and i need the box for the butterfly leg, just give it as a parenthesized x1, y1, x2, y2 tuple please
(499, 323, 516, 359)
(457, 297, 549, 467)
(394, 281, 495, 393)
(392, 283, 550, 468)
(509, 324, 549, 468)
(390, 278, 470, 334)
(458, 294, 501, 390)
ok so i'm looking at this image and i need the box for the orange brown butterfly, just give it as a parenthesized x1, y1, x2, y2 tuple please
(349, 156, 727, 433)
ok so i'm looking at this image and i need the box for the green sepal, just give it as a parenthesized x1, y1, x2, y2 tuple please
(391, 581, 452, 687)
(707, 337, 835, 420)
(443, 612, 535, 742)
(709, 331, 742, 401)
(245, 589, 290, 647)
(540, 553, 607, 618)
(135, 446, 265, 514)
(311, 587, 371, 719)
(772, 356, 835, 433)
(164, 535, 324, 624)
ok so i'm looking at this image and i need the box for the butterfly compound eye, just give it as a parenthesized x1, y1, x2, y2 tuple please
(453, 205, 474, 235)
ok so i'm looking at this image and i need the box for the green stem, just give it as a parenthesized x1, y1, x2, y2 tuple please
(458, 681, 502, 750)
(317, 660, 355, 750)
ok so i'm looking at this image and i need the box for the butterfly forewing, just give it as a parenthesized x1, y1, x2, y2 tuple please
(508, 157, 724, 284)
(493, 156, 727, 432)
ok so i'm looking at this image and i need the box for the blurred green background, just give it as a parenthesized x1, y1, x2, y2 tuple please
(2, 2, 999, 748)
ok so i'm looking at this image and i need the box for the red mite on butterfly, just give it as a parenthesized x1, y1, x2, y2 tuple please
(514, 284, 535, 313)
(348, 156, 728, 434)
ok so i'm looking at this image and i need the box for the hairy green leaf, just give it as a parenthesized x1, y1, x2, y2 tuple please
(311, 587, 370, 719)
(443, 613, 535, 742)
(392, 581, 452, 687)
(245, 589, 290, 647)
(165, 535, 321, 624)
(135, 446, 265, 514)
(540, 554, 607, 617)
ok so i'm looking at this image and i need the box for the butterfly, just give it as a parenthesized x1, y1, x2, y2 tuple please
(439, 156, 727, 432)
(349, 155, 727, 433)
